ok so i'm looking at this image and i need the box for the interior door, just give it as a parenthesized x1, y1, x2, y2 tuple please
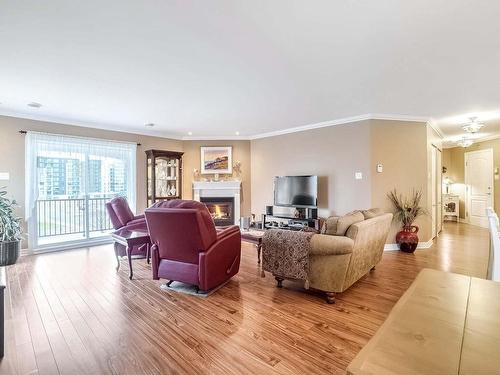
(437, 148, 442, 233)
(431, 147, 437, 238)
(465, 149, 494, 228)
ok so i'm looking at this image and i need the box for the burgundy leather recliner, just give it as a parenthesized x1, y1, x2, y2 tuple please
(145, 200, 241, 292)
(106, 196, 147, 256)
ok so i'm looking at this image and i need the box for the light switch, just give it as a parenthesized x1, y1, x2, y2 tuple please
(0, 172, 9, 181)
(355, 172, 363, 180)
(376, 164, 383, 173)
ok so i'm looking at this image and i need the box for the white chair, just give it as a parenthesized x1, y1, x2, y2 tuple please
(486, 207, 500, 281)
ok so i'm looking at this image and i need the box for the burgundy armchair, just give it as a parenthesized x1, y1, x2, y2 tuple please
(145, 200, 241, 292)
(106, 196, 147, 257)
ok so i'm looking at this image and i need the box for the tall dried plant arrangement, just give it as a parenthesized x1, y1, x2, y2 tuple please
(387, 189, 426, 227)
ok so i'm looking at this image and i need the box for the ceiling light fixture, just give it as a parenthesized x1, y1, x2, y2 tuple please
(462, 117, 484, 133)
(188, 131, 193, 136)
(235, 131, 240, 136)
(27, 102, 42, 108)
(457, 137, 474, 148)
(145, 123, 155, 127)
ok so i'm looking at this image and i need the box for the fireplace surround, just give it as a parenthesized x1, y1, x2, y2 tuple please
(193, 181, 241, 225)
(200, 197, 234, 226)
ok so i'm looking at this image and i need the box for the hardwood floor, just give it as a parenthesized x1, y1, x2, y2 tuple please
(0, 222, 489, 375)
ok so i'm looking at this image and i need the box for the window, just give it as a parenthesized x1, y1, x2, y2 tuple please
(25, 132, 136, 251)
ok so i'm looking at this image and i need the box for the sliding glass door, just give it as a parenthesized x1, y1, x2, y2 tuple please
(25, 132, 136, 251)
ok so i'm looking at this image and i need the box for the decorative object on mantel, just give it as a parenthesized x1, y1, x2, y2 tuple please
(388, 189, 426, 253)
(0, 187, 21, 267)
(200, 146, 233, 174)
(232, 160, 242, 180)
(193, 168, 201, 181)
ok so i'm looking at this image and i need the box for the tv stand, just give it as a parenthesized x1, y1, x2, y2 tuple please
(262, 214, 321, 232)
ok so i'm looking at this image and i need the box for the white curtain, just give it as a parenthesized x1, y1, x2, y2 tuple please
(25, 132, 136, 248)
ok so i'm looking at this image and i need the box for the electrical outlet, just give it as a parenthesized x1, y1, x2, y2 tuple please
(355, 172, 363, 180)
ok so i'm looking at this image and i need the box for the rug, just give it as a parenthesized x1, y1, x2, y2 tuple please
(160, 280, 229, 297)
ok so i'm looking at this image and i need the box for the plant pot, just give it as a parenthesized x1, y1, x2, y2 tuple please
(0, 240, 20, 266)
(396, 225, 419, 253)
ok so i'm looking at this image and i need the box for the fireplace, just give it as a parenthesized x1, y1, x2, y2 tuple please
(200, 197, 235, 226)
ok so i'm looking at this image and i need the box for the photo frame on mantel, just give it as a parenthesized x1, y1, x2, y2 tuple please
(200, 146, 233, 174)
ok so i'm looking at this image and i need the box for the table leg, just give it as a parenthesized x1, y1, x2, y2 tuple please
(257, 243, 262, 264)
(127, 245, 133, 280)
(146, 244, 150, 264)
(114, 243, 120, 271)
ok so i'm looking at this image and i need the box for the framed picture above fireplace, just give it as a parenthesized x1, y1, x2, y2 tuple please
(200, 146, 232, 174)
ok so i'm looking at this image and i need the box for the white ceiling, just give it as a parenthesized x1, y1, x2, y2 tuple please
(1, 1, 500, 139)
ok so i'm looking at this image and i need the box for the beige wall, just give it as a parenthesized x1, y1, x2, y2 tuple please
(251, 120, 373, 218)
(182, 140, 251, 216)
(1, 114, 438, 248)
(370, 120, 431, 242)
(0, 115, 182, 247)
(444, 138, 500, 218)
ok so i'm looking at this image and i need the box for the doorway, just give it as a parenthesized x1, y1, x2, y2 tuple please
(431, 145, 443, 238)
(465, 148, 494, 228)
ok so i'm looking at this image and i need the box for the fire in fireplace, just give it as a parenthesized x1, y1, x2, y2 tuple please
(200, 197, 234, 226)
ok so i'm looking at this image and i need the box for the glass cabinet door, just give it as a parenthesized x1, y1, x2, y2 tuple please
(146, 150, 183, 206)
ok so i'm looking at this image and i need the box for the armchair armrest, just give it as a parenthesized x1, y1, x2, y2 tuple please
(133, 214, 145, 221)
(216, 225, 240, 241)
(199, 227, 241, 291)
(310, 234, 354, 256)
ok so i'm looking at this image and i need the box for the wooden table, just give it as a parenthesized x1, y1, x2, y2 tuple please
(347, 268, 500, 375)
(111, 229, 151, 280)
(241, 229, 264, 263)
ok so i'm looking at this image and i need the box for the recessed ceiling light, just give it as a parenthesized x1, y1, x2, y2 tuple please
(145, 123, 155, 127)
(235, 131, 240, 136)
(188, 131, 193, 136)
(27, 102, 42, 108)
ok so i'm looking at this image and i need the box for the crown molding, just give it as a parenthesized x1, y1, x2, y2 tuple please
(249, 114, 373, 140)
(0, 110, 184, 140)
(1, 109, 449, 141)
(182, 135, 249, 141)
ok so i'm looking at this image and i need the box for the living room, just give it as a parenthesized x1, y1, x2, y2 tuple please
(1, 2, 499, 374)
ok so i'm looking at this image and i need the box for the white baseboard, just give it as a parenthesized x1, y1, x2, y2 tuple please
(384, 239, 433, 251)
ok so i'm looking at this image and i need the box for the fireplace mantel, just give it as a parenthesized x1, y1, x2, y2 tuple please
(193, 181, 241, 225)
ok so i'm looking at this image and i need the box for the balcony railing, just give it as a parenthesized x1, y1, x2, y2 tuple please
(36, 196, 115, 238)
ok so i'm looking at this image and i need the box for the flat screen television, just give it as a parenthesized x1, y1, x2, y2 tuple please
(274, 175, 318, 208)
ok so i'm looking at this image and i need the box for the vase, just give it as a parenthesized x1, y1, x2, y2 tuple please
(396, 225, 419, 253)
(0, 240, 20, 266)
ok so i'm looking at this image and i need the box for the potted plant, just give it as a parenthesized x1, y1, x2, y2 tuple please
(0, 187, 22, 266)
(387, 189, 426, 253)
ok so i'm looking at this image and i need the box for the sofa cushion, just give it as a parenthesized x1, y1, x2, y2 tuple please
(310, 234, 354, 256)
(362, 208, 385, 220)
(321, 211, 365, 236)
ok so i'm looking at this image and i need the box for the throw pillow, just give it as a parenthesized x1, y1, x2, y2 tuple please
(362, 208, 385, 220)
(322, 211, 365, 236)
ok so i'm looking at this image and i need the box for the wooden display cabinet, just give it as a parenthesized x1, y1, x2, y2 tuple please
(146, 149, 184, 206)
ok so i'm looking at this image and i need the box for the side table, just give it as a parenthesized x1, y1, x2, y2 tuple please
(111, 229, 151, 280)
(241, 230, 265, 263)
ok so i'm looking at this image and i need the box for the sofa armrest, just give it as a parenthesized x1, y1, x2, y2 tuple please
(310, 234, 354, 256)
(133, 214, 145, 221)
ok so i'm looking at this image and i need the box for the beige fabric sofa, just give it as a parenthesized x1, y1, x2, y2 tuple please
(271, 211, 393, 303)
(309, 212, 393, 303)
